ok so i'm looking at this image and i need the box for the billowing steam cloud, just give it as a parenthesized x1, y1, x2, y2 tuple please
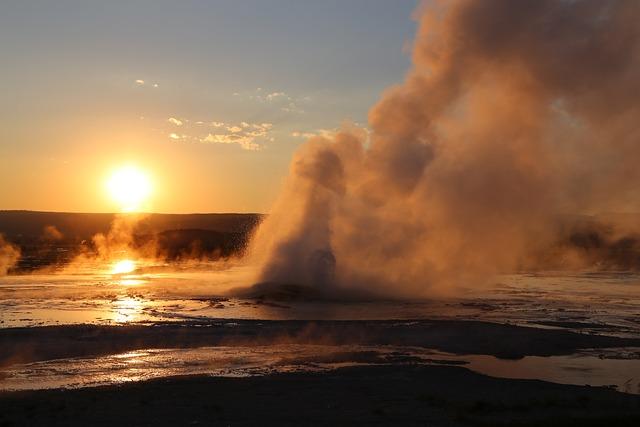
(247, 0, 640, 296)
(0, 234, 20, 275)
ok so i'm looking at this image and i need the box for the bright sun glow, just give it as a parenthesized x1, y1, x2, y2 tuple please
(111, 259, 136, 275)
(106, 166, 152, 212)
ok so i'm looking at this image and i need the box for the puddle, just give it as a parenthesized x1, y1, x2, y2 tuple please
(1, 345, 638, 394)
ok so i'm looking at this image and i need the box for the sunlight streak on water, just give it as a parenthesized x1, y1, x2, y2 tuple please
(111, 296, 144, 323)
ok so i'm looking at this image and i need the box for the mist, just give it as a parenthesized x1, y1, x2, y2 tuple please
(0, 234, 20, 276)
(247, 0, 640, 296)
(64, 213, 251, 273)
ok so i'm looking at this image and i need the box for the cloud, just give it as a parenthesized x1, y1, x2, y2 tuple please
(291, 131, 316, 138)
(266, 92, 287, 101)
(291, 128, 336, 139)
(202, 133, 260, 151)
(202, 134, 234, 144)
(233, 88, 310, 114)
(163, 117, 274, 150)
(280, 103, 304, 114)
(134, 79, 158, 88)
(200, 121, 274, 150)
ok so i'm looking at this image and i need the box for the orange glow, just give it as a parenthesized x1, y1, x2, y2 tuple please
(106, 166, 152, 212)
(111, 259, 136, 275)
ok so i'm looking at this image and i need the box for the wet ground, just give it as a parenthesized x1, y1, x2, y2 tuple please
(0, 263, 639, 400)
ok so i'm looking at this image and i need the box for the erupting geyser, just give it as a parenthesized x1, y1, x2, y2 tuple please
(247, 0, 640, 296)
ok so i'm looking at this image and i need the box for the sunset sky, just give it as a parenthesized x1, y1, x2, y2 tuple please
(0, 0, 417, 213)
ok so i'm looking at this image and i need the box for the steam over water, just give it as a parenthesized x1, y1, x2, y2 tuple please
(248, 0, 640, 296)
(2, 269, 639, 337)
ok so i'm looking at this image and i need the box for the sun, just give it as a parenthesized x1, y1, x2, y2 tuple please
(106, 166, 152, 212)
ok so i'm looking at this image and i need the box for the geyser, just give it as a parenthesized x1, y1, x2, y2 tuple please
(247, 0, 640, 296)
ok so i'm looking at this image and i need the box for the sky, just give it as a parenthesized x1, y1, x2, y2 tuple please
(0, 0, 418, 213)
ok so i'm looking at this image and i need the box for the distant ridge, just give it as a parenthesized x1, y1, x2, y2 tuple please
(0, 210, 262, 241)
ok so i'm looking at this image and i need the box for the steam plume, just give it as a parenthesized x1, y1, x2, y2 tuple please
(68, 214, 152, 269)
(0, 234, 20, 275)
(42, 225, 63, 242)
(248, 0, 640, 296)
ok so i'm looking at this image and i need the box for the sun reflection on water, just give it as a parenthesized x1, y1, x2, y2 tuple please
(111, 296, 143, 323)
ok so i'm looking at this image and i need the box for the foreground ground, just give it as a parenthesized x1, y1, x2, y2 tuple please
(1, 290, 639, 425)
(1, 365, 639, 426)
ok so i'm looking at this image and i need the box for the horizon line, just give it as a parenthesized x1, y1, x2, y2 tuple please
(0, 209, 265, 216)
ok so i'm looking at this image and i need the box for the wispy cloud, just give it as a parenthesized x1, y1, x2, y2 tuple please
(234, 88, 310, 114)
(266, 91, 287, 101)
(291, 131, 316, 138)
(202, 133, 260, 151)
(166, 119, 274, 150)
(202, 121, 274, 150)
(134, 79, 159, 88)
(291, 128, 336, 139)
